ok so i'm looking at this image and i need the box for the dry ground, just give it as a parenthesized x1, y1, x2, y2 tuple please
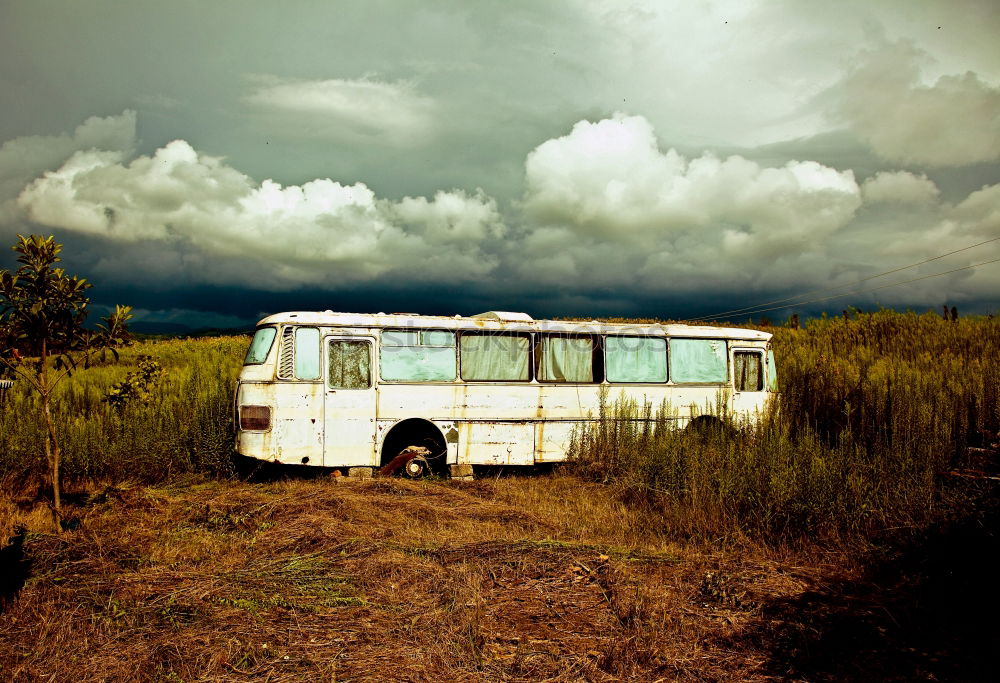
(0, 473, 995, 682)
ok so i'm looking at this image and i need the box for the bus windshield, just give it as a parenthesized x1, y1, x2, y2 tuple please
(244, 327, 277, 365)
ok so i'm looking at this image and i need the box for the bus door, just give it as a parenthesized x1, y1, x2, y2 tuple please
(323, 337, 378, 467)
(731, 347, 766, 419)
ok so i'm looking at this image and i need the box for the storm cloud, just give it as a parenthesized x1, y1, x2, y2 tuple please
(837, 41, 1000, 167)
(1, 1, 998, 326)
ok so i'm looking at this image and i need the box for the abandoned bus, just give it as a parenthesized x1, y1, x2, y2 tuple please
(235, 311, 775, 478)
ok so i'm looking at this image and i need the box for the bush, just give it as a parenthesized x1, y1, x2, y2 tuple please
(103, 356, 165, 410)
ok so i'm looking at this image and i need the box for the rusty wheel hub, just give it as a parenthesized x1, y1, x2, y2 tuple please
(404, 455, 428, 478)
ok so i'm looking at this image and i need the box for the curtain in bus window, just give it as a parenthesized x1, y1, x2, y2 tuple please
(460, 334, 529, 381)
(380, 330, 456, 381)
(244, 327, 276, 365)
(539, 336, 593, 382)
(294, 327, 321, 380)
(605, 336, 667, 383)
(734, 351, 763, 391)
(767, 349, 778, 391)
(669, 338, 728, 383)
(329, 340, 371, 389)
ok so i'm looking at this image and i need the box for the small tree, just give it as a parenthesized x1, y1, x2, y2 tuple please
(0, 235, 132, 529)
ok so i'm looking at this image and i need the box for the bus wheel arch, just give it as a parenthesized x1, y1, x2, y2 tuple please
(378, 418, 448, 476)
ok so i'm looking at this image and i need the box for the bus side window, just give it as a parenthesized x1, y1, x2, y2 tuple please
(329, 340, 371, 389)
(460, 333, 531, 381)
(294, 327, 321, 380)
(605, 336, 667, 383)
(380, 329, 456, 381)
(734, 351, 763, 391)
(537, 335, 596, 383)
(767, 349, 778, 391)
(669, 338, 728, 384)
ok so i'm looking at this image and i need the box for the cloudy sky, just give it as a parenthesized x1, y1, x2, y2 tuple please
(1, 0, 998, 328)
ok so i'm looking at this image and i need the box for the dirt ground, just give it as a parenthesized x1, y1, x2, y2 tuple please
(1, 474, 996, 681)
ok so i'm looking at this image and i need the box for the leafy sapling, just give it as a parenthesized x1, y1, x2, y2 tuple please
(0, 235, 132, 530)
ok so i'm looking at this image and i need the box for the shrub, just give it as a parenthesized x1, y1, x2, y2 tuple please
(103, 356, 165, 411)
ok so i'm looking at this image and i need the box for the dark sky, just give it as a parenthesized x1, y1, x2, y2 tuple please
(1, 1, 998, 329)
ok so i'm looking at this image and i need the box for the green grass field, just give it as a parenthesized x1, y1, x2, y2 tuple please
(0, 335, 246, 485)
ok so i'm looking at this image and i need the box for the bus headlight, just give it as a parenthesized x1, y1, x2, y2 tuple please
(239, 405, 271, 431)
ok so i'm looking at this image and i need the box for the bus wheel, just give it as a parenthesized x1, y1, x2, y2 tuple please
(404, 453, 430, 478)
(379, 445, 433, 477)
(379, 419, 448, 477)
(686, 415, 727, 440)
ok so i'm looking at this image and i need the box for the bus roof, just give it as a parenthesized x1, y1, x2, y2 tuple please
(255, 310, 772, 342)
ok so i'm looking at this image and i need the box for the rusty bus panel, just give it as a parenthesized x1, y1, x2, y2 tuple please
(458, 422, 534, 465)
(534, 421, 584, 462)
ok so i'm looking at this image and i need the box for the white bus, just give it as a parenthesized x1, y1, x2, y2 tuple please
(235, 310, 775, 478)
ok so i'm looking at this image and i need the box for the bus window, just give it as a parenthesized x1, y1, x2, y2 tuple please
(329, 340, 371, 389)
(734, 351, 763, 391)
(460, 333, 530, 381)
(605, 336, 667, 383)
(537, 335, 595, 383)
(767, 349, 778, 391)
(669, 338, 727, 384)
(244, 327, 276, 365)
(294, 327, 321, 380)
(380, 329, 456, 381)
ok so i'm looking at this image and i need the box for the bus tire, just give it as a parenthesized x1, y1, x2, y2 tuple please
(685, 415, 727, 440)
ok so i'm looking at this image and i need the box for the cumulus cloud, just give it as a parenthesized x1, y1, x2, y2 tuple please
(244, 75, 437, 146)
(17, 138, 504, 289)
(522, 114, 860, 253)
(838, 41, 1000, 167)
(950, 183, 1000, 237)
(0, 111, 136, 224)
(862, 171, 940, 204)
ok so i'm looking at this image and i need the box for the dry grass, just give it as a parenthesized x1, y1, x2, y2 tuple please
(1, 474, 853, 682)
(3, 472, 996, 681)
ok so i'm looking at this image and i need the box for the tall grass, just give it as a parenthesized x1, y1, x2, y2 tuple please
(570, 310, 1000, 543)
(2, 310, 997, 544)
(0, 336, 246, 484)
(775, 310, 999, 454)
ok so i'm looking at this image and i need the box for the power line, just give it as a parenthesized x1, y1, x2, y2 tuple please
(691, 235, 1000, 321)
(689, 235, 1000, 322)
(703, 256, 1000, 321)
